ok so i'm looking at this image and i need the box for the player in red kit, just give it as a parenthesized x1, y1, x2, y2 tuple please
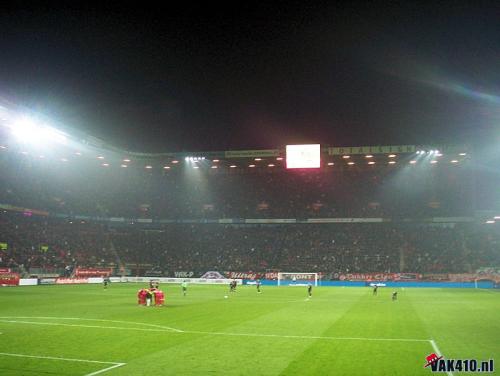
(155, 290, 165, 306)
(138, 289, 147, 305)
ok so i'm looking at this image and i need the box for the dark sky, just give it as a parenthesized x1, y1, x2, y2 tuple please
(0, 2, 499, 152)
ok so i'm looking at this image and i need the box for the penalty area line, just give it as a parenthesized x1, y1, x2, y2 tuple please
(0, 352, 126, 376)
(0, 319, 183, 333)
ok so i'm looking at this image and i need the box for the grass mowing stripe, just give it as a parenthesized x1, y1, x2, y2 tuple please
(0, 318, 429, 341)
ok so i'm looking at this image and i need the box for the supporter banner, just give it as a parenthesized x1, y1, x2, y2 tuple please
(394, 273, 421, 281)
(0, 242, 7, 251)
(224, 149, 280, 158)
(448, 274, 478, 282)
(0, 267, 11, 273)
(0, 272, 20, 286)
(200, 271, 226, 279)
(55, 278, 89, 284)
(476, 267, 500, 275)
(39, 278, 57, 285)
(339, 273, 394, 281)
(422, 273, 450, 281)
(74, 268, 113, 277)
(328, 145, 416, 155)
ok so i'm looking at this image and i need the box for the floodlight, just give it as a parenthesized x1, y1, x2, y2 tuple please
(10, 116, 67, 144)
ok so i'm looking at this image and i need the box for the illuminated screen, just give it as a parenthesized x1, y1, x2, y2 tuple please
(286, 144, 321, 169)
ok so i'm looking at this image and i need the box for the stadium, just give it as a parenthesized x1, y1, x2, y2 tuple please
(0, 105, 499, 375)
(1, 3, 500, 376)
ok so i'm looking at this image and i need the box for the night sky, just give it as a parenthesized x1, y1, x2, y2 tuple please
(0, 2, 499, 152)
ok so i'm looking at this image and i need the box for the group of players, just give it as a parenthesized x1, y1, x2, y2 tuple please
(137, 281, 165, 306)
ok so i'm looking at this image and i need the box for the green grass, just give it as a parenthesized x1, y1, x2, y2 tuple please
(0, 284, 498, 375)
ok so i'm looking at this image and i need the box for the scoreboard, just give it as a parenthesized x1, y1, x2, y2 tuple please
(286, 144, 321, 169)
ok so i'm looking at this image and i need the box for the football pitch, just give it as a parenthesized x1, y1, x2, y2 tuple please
(0, 284, 498, 375)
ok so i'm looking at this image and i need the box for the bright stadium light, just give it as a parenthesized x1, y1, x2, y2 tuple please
(342, 155, 350, 159)
(327, 162, 334, 166)
(276, 157, 283, 161)
(368, 161, 375, 165)
(145, 165, 153, 169)
(450, 160, 459, 163)
(123, 159, 131, 162)
(268, 164, 275, 167)
(163, 166, 170, 169)
(211, 165, 218, 169)
(459, 153, 467, 156)
(485, 220, 495, 224)
(213, 159, 220, 163)
(249, 164, 256, 168)
(9, 116, 67, 145)
(347, 161, 355, 165)
(172, 160, 179, 164)
(388, 154, 396, 158)
(365, 155, 373, 158)
(229, 165, 237, 168)
(388, 161, 396, 164)
(494, 216, 500, 219)
(120, 164, 127, 168)
(410, 160, 417, 164)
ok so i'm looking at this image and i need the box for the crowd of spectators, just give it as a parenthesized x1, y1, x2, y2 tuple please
(0, 153, 474, 219)
(1, 213, 498, 276)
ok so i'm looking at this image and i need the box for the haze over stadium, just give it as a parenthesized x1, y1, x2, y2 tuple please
(0, 2, 499, 376)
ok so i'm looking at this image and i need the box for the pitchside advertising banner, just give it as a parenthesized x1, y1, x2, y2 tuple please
(74, 268, 113, 277)
(0, 272, 20, 286)
(336, 273, 421, 281)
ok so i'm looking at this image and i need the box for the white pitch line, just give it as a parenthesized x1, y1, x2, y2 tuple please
(430, 339, 453, 376)
(0, 318, 429, 342)
(0, 352, 126, 376)
(84, 363, 127, 376)
(182, 329, 430, 342)
(0, 316, 183, 332)
(0, 319, 182, 334)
